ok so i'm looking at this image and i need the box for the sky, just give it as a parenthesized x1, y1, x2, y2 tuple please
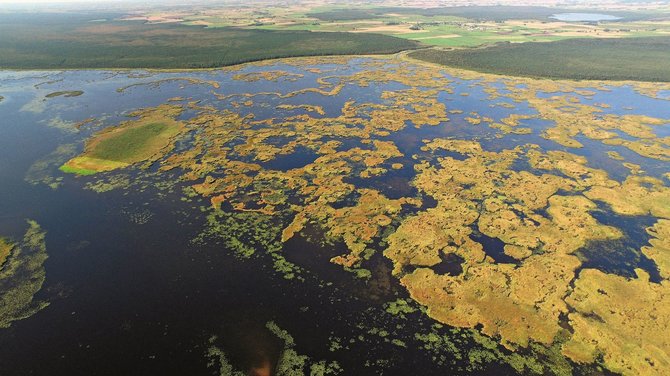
(0, 0, 158, 4)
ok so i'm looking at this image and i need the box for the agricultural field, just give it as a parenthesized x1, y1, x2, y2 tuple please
(148, 4, 670, 48)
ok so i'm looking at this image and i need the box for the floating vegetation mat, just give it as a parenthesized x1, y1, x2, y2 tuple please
(0, 221, 49, 328)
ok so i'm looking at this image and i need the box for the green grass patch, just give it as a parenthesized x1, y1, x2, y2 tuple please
(89, 122, 172, 162)
(58, 164, 97, 176)
(60, 156, 129, 175)
(61, 105, 186, 175)
(409, 37, 670, 82)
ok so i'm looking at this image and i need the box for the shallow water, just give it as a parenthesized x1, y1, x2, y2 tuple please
(549, 13, 622, 22)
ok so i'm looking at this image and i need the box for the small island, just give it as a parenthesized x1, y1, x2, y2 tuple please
(45, 90, 84, 98)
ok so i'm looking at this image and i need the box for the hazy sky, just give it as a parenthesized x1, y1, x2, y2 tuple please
(0, 0, 111, 2)
(0, 0, 121, 3)
(0, 0, 149, 4)
(0, 0, 177, 7)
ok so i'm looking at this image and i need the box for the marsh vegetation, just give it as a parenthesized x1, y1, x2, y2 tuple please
(33, 56, 669, 375)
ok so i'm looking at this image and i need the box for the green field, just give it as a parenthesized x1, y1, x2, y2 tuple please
(398, 24, 584, 47)
(0, 13, 420, 69)
(90, 122, 171, 162)
(409, 37, 670, 82)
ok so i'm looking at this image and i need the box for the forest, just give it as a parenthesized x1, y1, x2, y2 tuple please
(0, 13, 420, 69)
(410, 37, 670, 82)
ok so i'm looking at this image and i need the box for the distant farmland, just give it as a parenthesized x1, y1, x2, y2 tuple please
(308, 6, 648, 22)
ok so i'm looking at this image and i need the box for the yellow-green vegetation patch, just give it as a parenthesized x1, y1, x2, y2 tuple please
(387, 139, 623, 350)
(0, 238, 14, 267)
(207, 321, 342, 376)
(116, 78, 220, 93)
(27, 144, 80, 186)
(643, 220, 670, 280)
(276, 103, 326, 115)
(233, 70, 304, 82)
(384, 135, 670, 375)
(414, 324, 573, 375)
(585, 175, 670, 219)
(0, 220, 49, 328)
(606, 150, 624, 160)
(564, 268, 670, 375)
(61, 104, 186, 174)
(385, 299, 416, 318)
(440, 71, 670, 162)
(59, 158, 123, 175)
(193, 209, 303, 280)
(85, 174, 132, 193)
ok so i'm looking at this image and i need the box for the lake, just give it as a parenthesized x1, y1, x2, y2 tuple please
(0, 56, 668, 375)
(550, 13, 623, 22)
